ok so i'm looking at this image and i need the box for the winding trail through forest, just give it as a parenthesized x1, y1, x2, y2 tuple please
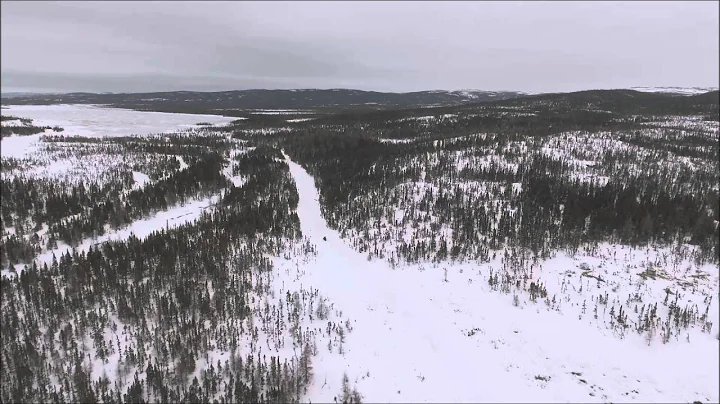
(283, 152, 550, 402)
(283, 152, 719, 404)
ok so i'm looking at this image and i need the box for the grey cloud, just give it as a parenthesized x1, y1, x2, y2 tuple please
(1, 70, 305, 93)
(1, 1, 718, 93)
(1, 69, 402, 94)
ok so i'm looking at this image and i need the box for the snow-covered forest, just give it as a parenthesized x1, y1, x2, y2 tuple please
(1, 90, 718, 403)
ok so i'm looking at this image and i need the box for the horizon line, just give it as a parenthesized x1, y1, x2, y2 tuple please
(2, 86, 718, 96)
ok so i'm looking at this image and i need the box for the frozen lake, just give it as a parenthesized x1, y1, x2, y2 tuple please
(1, 104, 235, 159)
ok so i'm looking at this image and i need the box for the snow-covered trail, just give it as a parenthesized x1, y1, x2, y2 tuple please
(1, 195, 220, 277)
(284, 153, 719, 404)
(284, 154, 552, 402)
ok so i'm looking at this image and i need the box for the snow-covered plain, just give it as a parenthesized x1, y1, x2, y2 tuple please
(287, 118, 316, 123)
(1, 104, 235, 159)
(2, 104, 235, 137)
(250, 109, 315, 115)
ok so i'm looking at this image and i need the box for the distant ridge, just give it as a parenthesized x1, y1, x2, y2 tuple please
(0, 89, 527, 110)
(472, 88, 720, 116)
(3, 88, 717, 116)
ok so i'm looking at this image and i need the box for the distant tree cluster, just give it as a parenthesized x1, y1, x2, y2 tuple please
(1, 114, 63, 138)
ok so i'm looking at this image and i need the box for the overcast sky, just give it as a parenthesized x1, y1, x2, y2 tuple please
(1, 1, 718, 94)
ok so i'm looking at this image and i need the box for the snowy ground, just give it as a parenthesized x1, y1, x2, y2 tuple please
(279, 152, 719, 404)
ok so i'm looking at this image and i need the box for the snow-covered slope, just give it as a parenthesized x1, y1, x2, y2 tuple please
(630, 87, 718, 95)
(282, 153, 719, 403)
